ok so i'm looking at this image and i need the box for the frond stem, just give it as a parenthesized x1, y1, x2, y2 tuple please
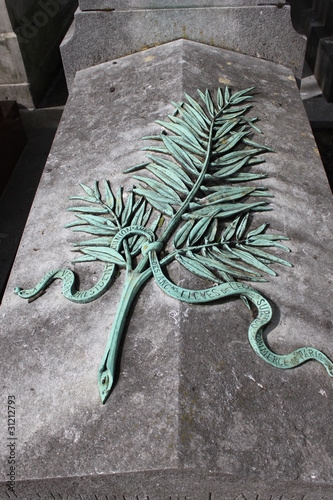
(122, 239, 132, 271)
(159, 120, 215, 244)
(99, 199, 122, 231)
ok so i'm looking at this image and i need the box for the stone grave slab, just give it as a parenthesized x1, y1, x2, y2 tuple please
(1, 39, 333, 499)
(61, 3, 305, 90)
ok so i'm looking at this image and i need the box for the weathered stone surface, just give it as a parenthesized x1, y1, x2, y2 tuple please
(79, 0, 286, 9)
(0, 0, 13, 33)
(61, 4, 306, 90)
(4, 470, 333, 499)
(1, 40, 333, 498)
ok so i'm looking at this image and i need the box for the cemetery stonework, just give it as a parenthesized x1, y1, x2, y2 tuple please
(61, 0, 306, 90)
(1, 15, 333, 500)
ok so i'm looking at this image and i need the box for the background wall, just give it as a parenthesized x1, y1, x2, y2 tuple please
(0, 0, 77, 107)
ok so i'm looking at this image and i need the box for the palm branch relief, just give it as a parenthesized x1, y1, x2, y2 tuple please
(15, 87, 333, 404)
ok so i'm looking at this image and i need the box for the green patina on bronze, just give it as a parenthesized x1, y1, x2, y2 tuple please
(14, 87, 333, 404)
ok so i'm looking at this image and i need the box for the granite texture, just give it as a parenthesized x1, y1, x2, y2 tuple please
(61, 4, 306, 90)
(4, 471, 333, 499)
(79, 0, 286, 9)
(0, 0, 14, 33)
(1, 40, 333, 498)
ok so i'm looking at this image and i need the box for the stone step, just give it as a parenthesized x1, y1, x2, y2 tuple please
(305, 20, 331, 72)
(290, 0, 333, 101)
(298, 6, 316, 36)
(313, 0, 333, 30)
(315, 35, 333, 102)
(61, 2, 306, 91)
